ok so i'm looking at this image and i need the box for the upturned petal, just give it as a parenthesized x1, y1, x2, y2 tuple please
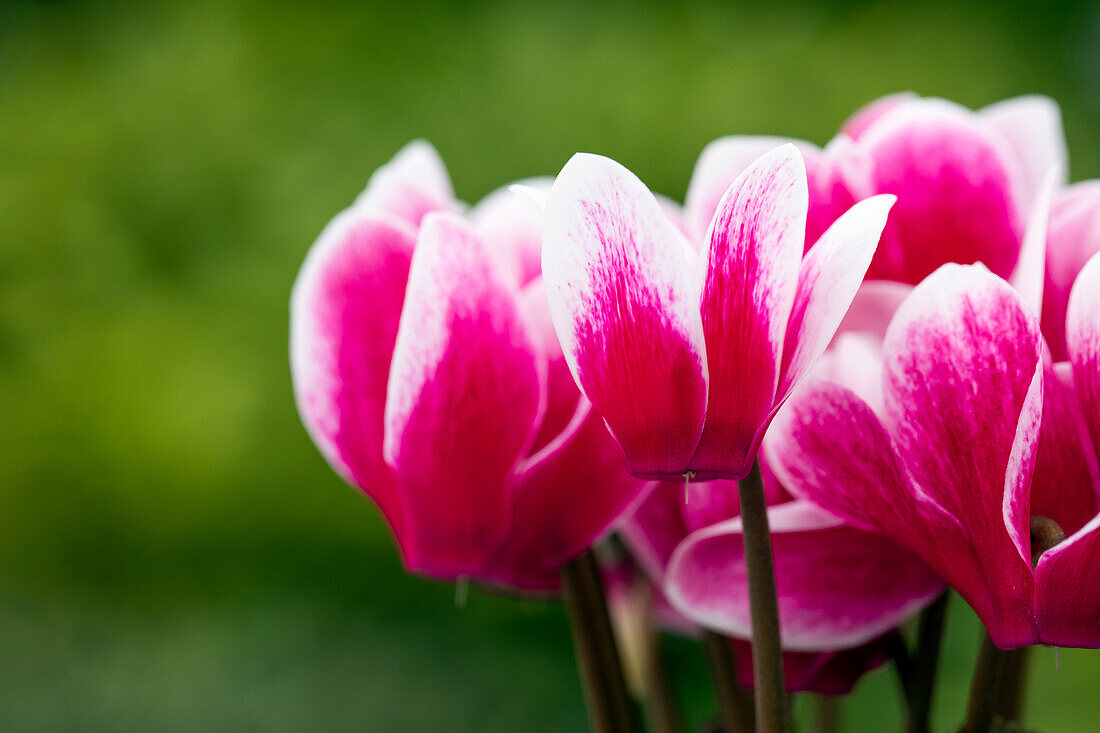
(543, 153, 708, 478)
(470, 178, 554, 286)
(665, 500, 944, 651)
(1043, 183, 1100, 360)
(689, 144, 807, 478)
(883, 264, 1041, 646)
(1034, 514, 1100, 647)
(840, 92, 919, 140)
(980, 95, 1068, 209)
(383, 213, 545, 577)
(355, 140, 455, 227)
(777, 194, 894, 401)
(290, 212, 416, 551)
(1067, 251, 1100, 462)
(860, 103, 1024, 283)
(620, 484, 691, 582)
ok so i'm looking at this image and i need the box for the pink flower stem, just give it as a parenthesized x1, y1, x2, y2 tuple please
(562, 550, 639, 733)
(702, 629, 755, 732)
(736, 459, 791, 733)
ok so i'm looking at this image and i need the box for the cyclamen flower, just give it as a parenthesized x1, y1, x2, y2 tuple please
(767, 261, 1100, 649)
(1042, 182, 1100, 360)
(291, 142, 645, 591)
(542, 144, 894, 480)
(685, 94, 1063, 287)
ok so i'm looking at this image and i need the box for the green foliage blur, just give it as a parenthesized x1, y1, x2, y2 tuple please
(2, 0, 1099, 729)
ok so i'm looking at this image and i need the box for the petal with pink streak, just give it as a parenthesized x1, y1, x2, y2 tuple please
(543, 153, 708, 479)
(689, 144, 807, 479)
(1044, 183, 1100, 360)
(470, 178, 554, 286)
(861, 104, 1024, 283)
(777, 194, 895, 401)
(684, 136, 801, 244)
(1034, 514, 1100, 648)
(1067, 252, 1100, 462)
(290, 212, 416, 552)
(764, 380, 995, 637)
(883, 264, 1041, 646)
(840, 92, 919, 140)
(356, 140, 455, 227)
(383, 213, 545, 578)
(980, 95, 1068, 208)
(1031, 361, 1100, 537)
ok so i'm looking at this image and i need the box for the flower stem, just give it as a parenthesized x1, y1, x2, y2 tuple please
(905, 592, 950, 733)
(814, 696, 839, 733)
(736, 459, 790, 733)
(960, 634, 1016, 733)
(562, 550, 639, 733)
(639, 582, 682, 733)
(702, 630, 755, 732)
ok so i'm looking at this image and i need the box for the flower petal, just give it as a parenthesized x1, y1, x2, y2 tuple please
(470, 177, 554, 286)
(882, 264, 1041, 646)
(1067, 251, 1100, 464)
(980, 95, 1068, 208)
(1044, 183, 1100, 360)
(840, 92, 919, 140)
(764, 380, 995, 638)
(836, 280, 913, 341)
(620, 483, 691, 582)
(355, 140, 455, 227)
(383, 213, 545, 577)
(777, 194, 894, 401)
(861, 103, 1024, 283)
(290, 211, 415, 550)
(519, 280, 582, 455)
(1034, 514, 1100, 648)
(1009, 168, 1058, 317)
(689, 144, 807, 479)
(666, 500, 944, 651)
(731, 636, 892, 695)
(543, 153, 708, 478)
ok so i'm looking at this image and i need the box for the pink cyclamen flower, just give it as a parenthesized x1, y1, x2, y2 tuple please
(686, 94, 1063, 287)
(768, 261, 1100, 648)
(542, 144, 895, 481)
(291, 141, 646, 591)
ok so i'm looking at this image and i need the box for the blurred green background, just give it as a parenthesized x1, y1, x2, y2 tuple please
(2, 0, 1099, 730)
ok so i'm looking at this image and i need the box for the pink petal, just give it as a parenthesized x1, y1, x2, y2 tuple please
(764, 380, 999, 642)
(666, 500, 944, 651)
(689, 144, 807, 479)
(1009, 168, 1058, 317)
(1034, 514, 1100, 648)
(684, 136, 801, 244)
(861, 103, 1025, 283)
(836, 280, 913, 341)
(383, 213, 545, 578)
(681, 478, 743, 533)
(491, 404, 648, 587)
(810, 333, 886, 414)
(840, 92, 919, 140)
(1042, 182, 1100, 360)
(355, 140, 455, 227)
(1031, 361, 1100, 537)
(980, 95, 1068, 209)
(519, 280, 582, 455)
(777, 194, 895, 401)
(882, 264, 1041, 646)
(470, 178, 554, 286)
(290, 211, 416, 553)
(543, 153, 708, 479)
(1067, 251, 1100, 463)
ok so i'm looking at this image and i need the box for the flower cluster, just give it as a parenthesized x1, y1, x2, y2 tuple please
(291, 93, 1100, 729)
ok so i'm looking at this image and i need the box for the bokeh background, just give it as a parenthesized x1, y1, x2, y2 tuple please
(3, 0, 1100, 730)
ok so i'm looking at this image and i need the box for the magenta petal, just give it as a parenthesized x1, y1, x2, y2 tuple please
(684, 136, 802, 244)
(470, 178, 554, 286)
(861, 104, 1024, 283)
(383, 213, 545, 577)
(732, 636, 892, 695)
(356, 140, 455, 227)
(840, 92, 919, 140)
(290, 212, 416, 549)
(620, 484, 691, 582)
(980, 95, 1068, 209)
(1067, 252, 1100, 463)
(666, 501, 944, 651)
(543, 153, 708, 479)
(1034, 515, 1100, 648)
(689, 144, 807, 478)
(764, 380, 996, 638)
(1042, 183, 1100, 360)
(1009, 169, 1058, 317)
(883, 264, 1041, 646)
(777, 194, 895, 401)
